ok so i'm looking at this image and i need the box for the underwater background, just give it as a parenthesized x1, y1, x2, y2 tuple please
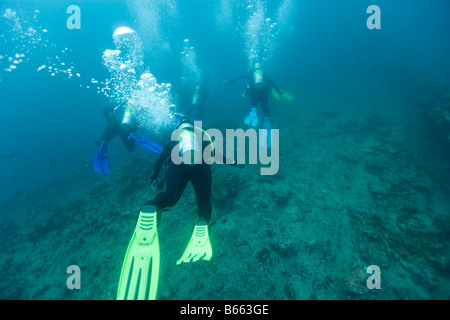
(1, 0, 450, 300)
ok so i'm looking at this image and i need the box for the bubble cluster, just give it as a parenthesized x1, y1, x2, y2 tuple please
(215, 0, 235, 33)
(36, 47, 79, 81)
(0, 8, 80, 81)
(244, 0, 278, 68)
(126, 0, 179, 64)
(181, 39, 202, 84)
(0, 8, 35, 73)
(101, 27, 175, 135)
(102, 46, 139, 104)
(275, 0, 296, 37)
(129, 73, 175, 132)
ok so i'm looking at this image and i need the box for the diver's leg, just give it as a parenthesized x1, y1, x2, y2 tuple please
(99, 124, 116, 144)
(190, 164, 212, 223)
(120, 131, 136, 152)
(249, 88, 258, 110)
(145, 165, 188, 212)
(260, 88, 271, 118)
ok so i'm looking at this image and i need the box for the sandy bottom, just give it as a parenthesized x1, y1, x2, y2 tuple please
(1, 94, 449, 300)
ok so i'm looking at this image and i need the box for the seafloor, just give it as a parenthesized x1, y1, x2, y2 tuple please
(1, 83, 449, 300)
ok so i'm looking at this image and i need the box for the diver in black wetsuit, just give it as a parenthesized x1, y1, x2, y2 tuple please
(224, 62, 282, 126)
(97, 106, 137, 151)
(146, 117, 243, 224)
(175, 79, 208, 121)
(93, 105, 162, 175)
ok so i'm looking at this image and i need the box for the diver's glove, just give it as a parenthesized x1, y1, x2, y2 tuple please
(97, 141, 108, 153)
(149, 171, 164, 191)
(150, 179, 159, 192)
(242, 86, 249, 98)
(95, 140, 103, 147)
(232, 160, 245, 169)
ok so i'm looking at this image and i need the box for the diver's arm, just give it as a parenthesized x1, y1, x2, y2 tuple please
(224, 72, 248, 84)
(214, 150, 245, 168)
(265, 75, 281, 93)
(150, 144, 171, 180)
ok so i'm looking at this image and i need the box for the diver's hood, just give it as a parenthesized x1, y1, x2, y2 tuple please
(176, 116, 194, 131)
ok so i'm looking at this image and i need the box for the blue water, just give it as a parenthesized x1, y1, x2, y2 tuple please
(0, 0, 449, 300)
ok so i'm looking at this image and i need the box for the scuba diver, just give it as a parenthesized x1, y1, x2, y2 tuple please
(94, 105, 162, 175)
(224, 62, 285, 129)
(116, 115, 244, 300)
(224, 62, 291, 148)
(175, 78, 208, 121)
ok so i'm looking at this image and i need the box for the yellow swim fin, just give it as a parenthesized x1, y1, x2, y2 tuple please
(176, 221, 212, 265)
(117, 205, 160, 300)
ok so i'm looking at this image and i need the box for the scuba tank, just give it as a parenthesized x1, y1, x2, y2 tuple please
(177, 121, 202, 165)
(253, 68, 264, 89)
(120, 106, 135, 130)
(192, 85, 201, 106)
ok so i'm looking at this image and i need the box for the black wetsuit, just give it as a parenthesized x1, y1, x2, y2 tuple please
(229, 70, 280, 118)
(146, 139, 221, 224)
(99, 108, 137, 152)
(176, 83, 208, 121)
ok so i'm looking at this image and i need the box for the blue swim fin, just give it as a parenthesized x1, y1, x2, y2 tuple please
(260, 117, 272, 148)
(94, 141, 108, 175)
(244, 108, 258, 127)
(130, 133, 163, 154)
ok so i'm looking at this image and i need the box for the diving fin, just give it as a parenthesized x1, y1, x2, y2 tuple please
(176, 221, 212, 265)
(117, 205, 160, 300)
(244, 107, 258, 127)
(130, 133, 163, 154)
(94, 141, 108, 175)
(260, 117, 272, 148)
